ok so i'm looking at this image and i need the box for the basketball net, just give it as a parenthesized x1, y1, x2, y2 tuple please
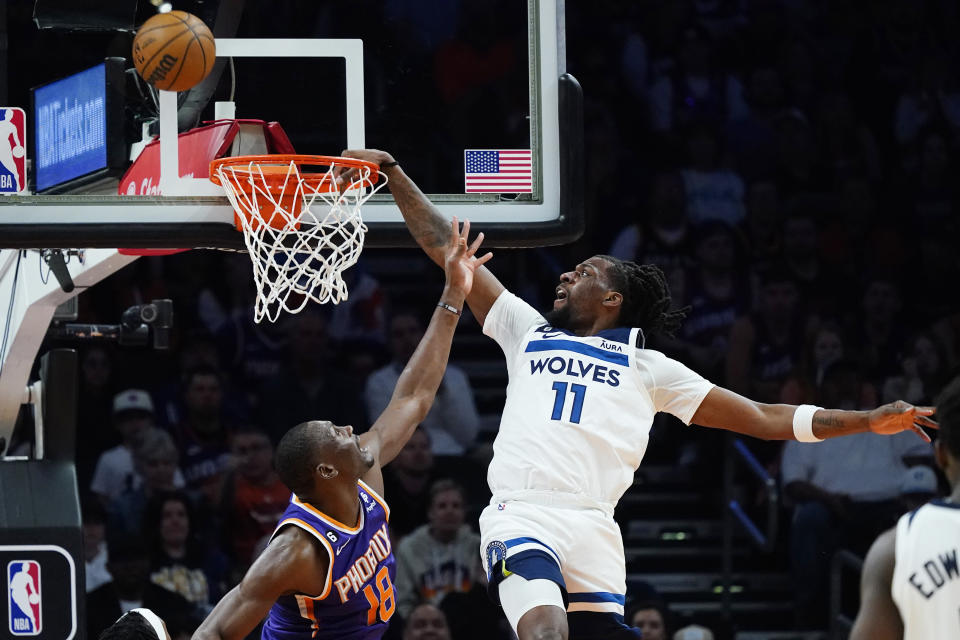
(212, 157, 385, 323)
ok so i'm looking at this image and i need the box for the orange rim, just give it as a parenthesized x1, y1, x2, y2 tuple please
(209, 155, 382, 231)
(209, 154, 382, 186)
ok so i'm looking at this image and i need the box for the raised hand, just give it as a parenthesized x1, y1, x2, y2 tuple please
(444, 217, 493, 297)
(868, 401, 938, 442)
(335, 149, 396, 187)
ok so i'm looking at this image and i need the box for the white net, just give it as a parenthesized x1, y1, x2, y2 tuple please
(214, 157, 386, 323)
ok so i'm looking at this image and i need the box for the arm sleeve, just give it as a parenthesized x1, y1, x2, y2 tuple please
(641, 350, 715, 425)
(482, 291, 544, 359)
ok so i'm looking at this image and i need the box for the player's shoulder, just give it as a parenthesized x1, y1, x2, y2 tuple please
(267, 522, 332, 568)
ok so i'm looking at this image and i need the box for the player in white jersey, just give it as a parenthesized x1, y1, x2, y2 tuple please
(850, 376, 960, 640)
(337, 149, 937, 640)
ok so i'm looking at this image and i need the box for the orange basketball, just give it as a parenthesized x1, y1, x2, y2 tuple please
(132, 11, 215, 92)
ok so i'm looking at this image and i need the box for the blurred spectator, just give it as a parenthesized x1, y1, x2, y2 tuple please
(259, 310, 366, 440)
(170, 366, 233, 506)
(608, 170, 691, 285)
(741, 179, 782, 269)
(144, 491, 228, 614)
(726, 266, 807, 403)
(780, 322, 877, 407)
(680, 122, 746, 226)
(90, 390, 158, 505)
(814, 90, 881, 184)
(626, 599, 669, 640)
(382, 427, 436, 539)
(152, 333, 249, 429)
(676, 220, 750, 380)
(647, 24, 747, 133)
(402, 603, 451, 640)
(773, 109, 826, 196)
(206, 256, 288, 391)
(725, 64, 785, 180)
(898, 464, 940, 513)
(326, 264, 388, 344)
(86, 536, 198, 640)
(109, 428, 181, 537)
(781, 359, 933, 627)
(674, 624, 715, 640)
(882, 331, 951, 405)
(366, 310, 479, 455)
(82, 499, 112, 593)
(76, 346, 118, 490)
(781, 211, 840, 316)
(848, 275, 908, 384)
(893, 54, 960, 147)
(220, 425, 290, 567)
(395, 480, 483, 618)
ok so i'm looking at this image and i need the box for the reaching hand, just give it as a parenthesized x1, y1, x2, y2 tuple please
(868, 400, 938, 442)
(335, 149, 395, 187)
(444, 217, 492, 297)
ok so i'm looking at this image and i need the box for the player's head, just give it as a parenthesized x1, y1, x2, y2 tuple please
(545, 255, 685, 337)
(934, 375, 960, 485)
(99, 609, 170, 640)
(275, 420, 374, 497)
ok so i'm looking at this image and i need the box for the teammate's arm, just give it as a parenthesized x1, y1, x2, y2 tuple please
(359, 219, 491, 493)
(691, 386, 937, 441)
(339, 149, 505, 325)
(849, 528, 902, 640)
(192, 528, 328, 640)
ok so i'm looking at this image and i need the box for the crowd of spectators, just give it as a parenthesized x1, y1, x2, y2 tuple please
(7, 1, 960, 638)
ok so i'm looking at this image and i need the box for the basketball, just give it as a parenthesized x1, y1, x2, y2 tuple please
(132, 10, 215, 92)
(11, 145, 24, 158)
(28, 594, 39, 605)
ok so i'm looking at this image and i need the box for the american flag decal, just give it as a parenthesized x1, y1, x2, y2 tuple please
(464, 149, 532, 193)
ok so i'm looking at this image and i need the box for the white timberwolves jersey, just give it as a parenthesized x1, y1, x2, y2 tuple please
(482, 291, 714, 507)
(891, 500, 960, 640)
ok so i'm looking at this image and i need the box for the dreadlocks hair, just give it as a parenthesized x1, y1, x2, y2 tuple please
(595, 256, 687, 338)
(275, 421, 323, 496)
(936, 375, 960, 460)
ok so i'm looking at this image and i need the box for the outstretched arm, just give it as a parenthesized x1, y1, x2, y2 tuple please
(691, 386, 937, 441)
(849, 528, 902, 640)
(340, 149, 505, 326)
(193, 528, 327, 640)
(359, 218, 492, 493)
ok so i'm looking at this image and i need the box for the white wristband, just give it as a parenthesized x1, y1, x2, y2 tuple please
(793, 404, 824, 442)
(129, 608, 167, 640)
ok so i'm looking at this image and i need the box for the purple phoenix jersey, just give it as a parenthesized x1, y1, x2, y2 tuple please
(262, 480, 396, 640)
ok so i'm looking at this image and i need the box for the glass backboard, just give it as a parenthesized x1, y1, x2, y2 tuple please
(0, 0, 582, 445)
(0, 0, 582, 250)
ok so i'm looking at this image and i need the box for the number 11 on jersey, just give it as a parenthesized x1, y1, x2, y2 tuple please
(550, 381, 586, 423)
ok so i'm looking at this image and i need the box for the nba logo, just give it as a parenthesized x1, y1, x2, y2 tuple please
(0, 107, 26, 194)
(7, 560, 41, 636)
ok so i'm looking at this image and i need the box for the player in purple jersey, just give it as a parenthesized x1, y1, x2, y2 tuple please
(191, 219, 491, 640)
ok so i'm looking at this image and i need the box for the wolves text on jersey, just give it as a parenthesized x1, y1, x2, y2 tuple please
(529, 356, 621, 387)
(333, 524, 392, 603)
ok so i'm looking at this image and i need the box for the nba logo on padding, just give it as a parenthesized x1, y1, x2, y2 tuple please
(0, 107, 25, 194)
(7, 560, 41, 635)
